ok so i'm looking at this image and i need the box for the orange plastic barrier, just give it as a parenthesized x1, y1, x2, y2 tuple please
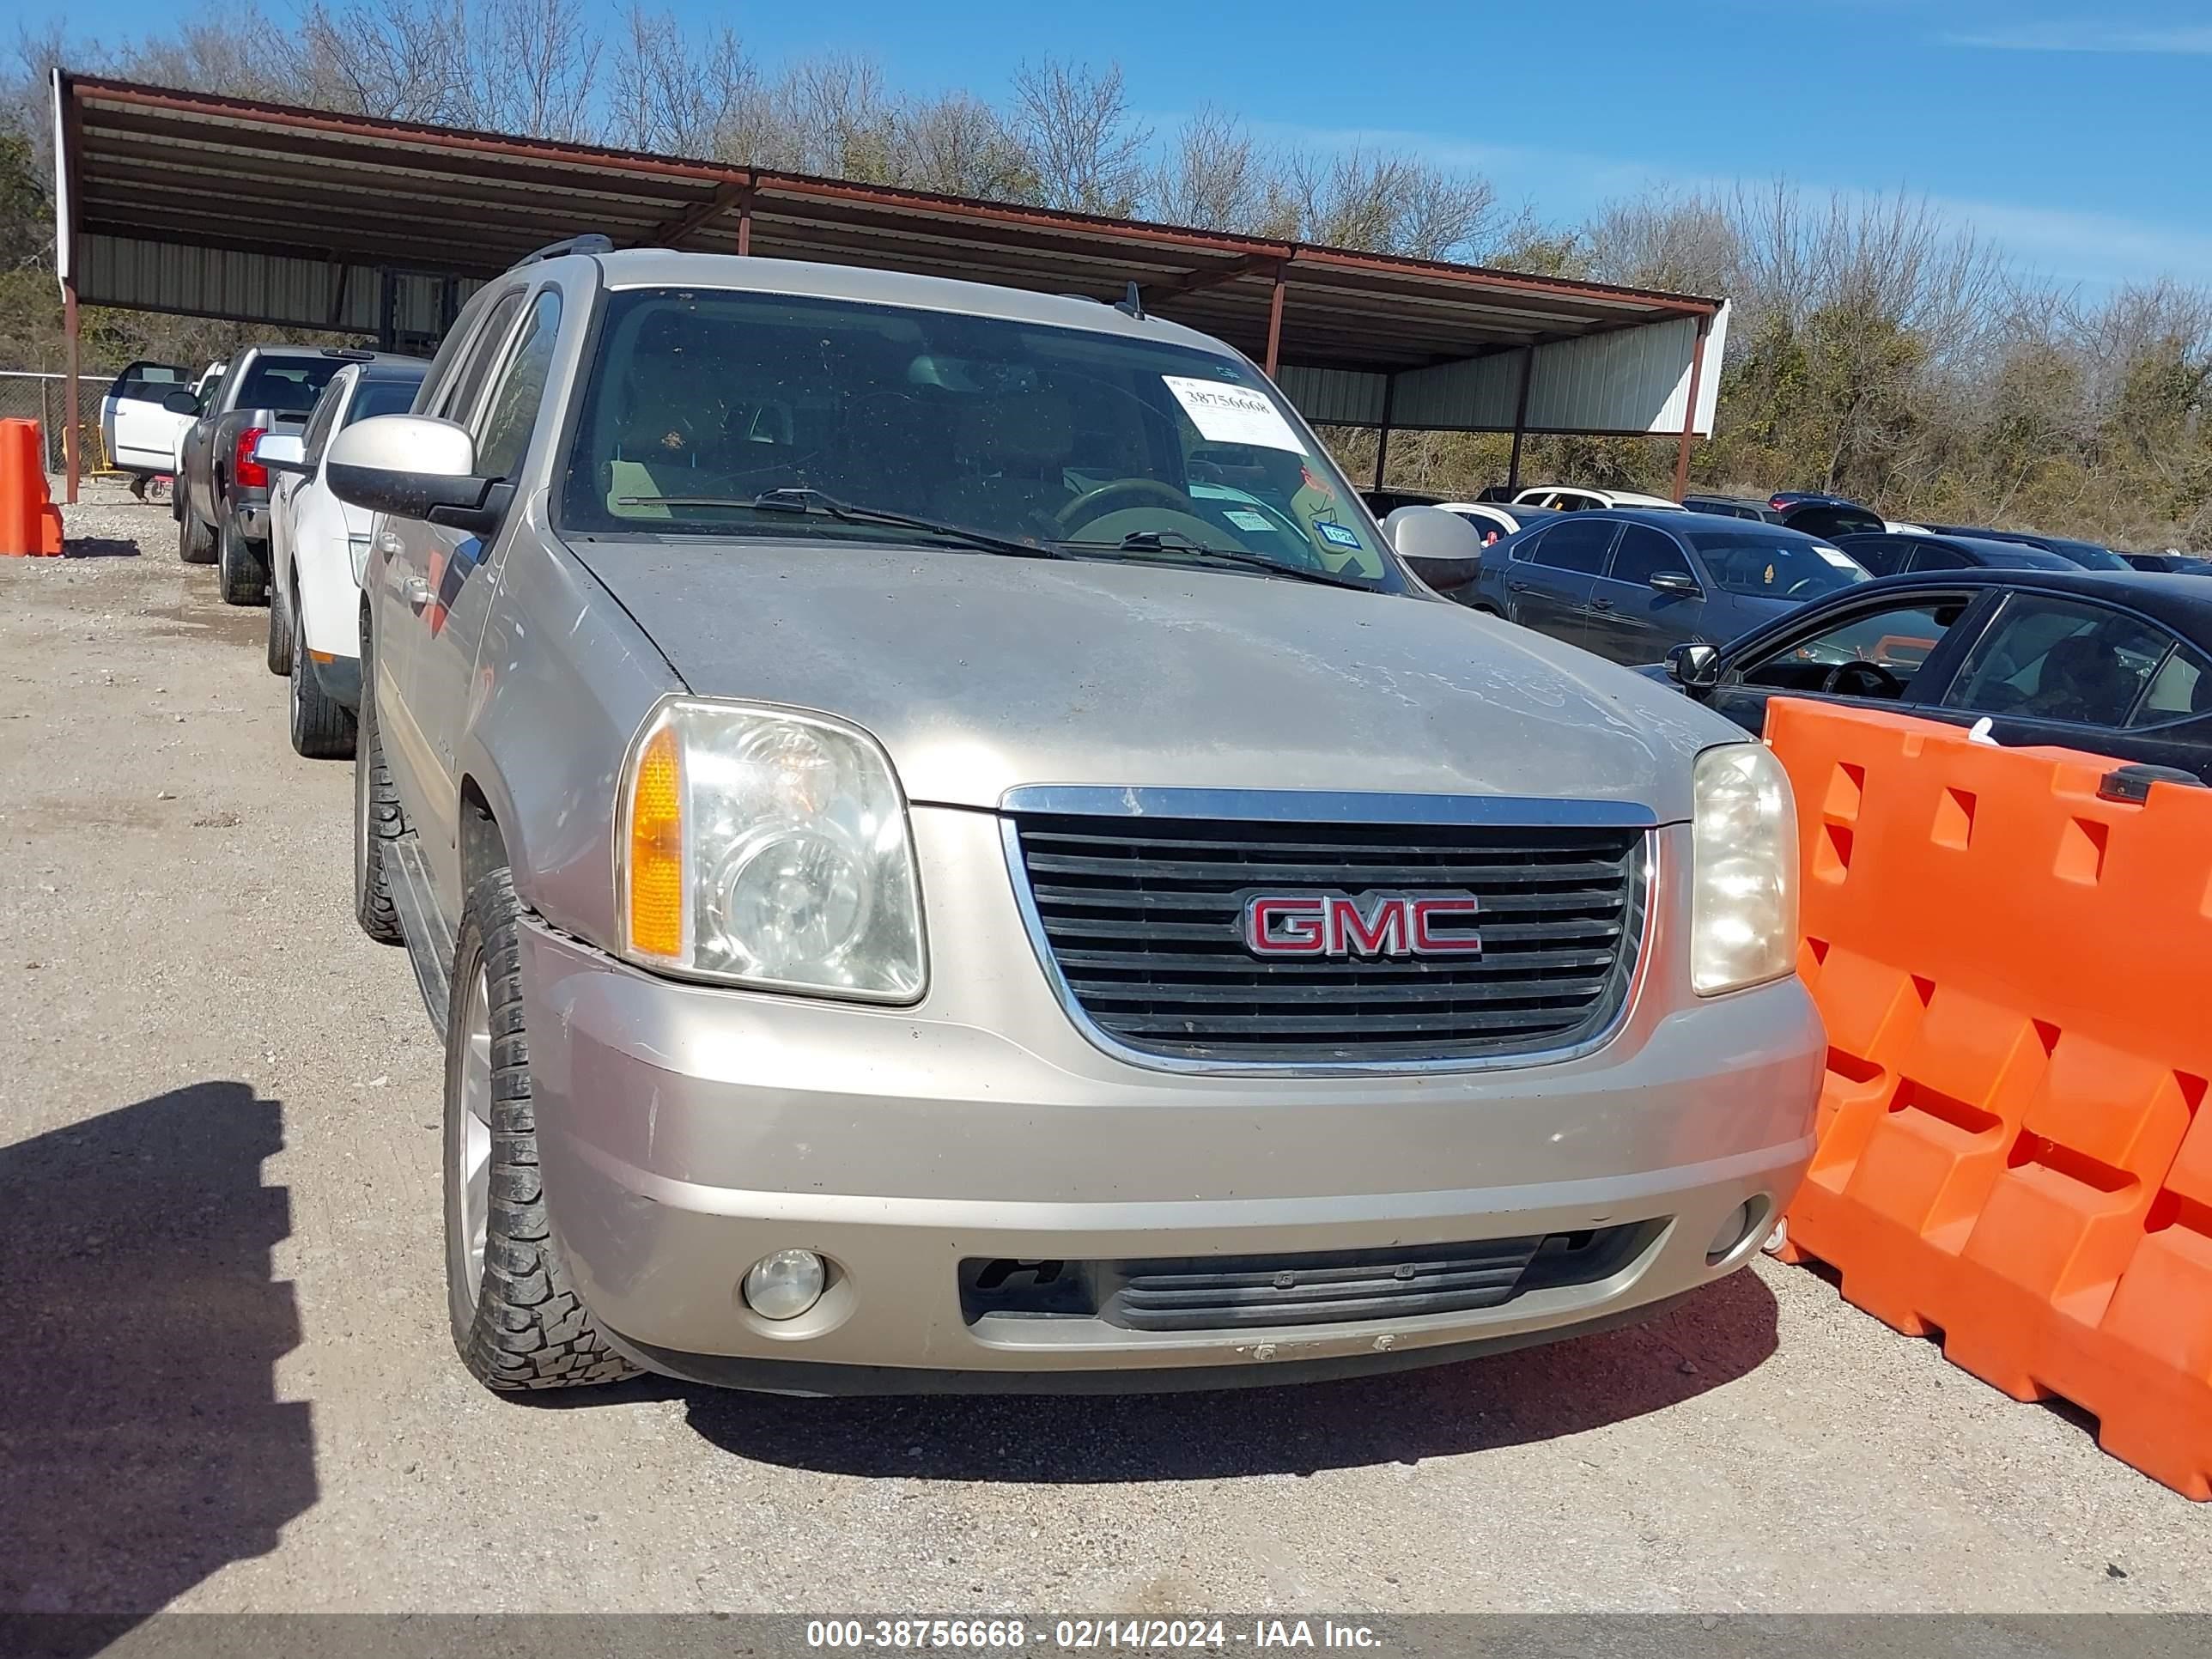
(1765, 699, 2212, 1499)
(0, 418, 64, 556)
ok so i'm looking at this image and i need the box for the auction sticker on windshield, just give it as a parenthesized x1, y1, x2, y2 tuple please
(1163, 375, 1304, 453)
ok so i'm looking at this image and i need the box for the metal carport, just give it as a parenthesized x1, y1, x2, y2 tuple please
(49, 70, 1729, 503)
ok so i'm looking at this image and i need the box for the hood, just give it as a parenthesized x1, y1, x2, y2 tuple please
(567, 537, 1745, 822)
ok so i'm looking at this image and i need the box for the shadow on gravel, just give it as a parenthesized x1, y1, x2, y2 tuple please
(61, 538, 142, 559)
(682, 1266, 1778, 1482)
(0, 1083, 314, 1653)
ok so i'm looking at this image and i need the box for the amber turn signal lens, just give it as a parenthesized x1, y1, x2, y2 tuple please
(628, 722, 684, 959)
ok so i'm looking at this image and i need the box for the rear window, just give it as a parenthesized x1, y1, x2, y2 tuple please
(1787, 505, 1885, 538)
(346, 378, 424, 425)
(237, 356, 347, 416)
(1686, 529, 1870, 598)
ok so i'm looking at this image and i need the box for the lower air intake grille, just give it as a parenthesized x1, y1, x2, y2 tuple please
(960, 1224, 1660, 1332)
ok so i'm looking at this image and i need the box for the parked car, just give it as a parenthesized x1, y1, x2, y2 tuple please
(1474, 508, 1871, 663)
(324, 241, 1820, 1395)
(1647, 568, 2212, 783)
(255, 356, 429, 757)
(2123, 550, 2212, 575)
(1831, 529, 2075, 575)
(1444, 501, 1562, 545)
(174, 345, 379, 605)
(1683, 494, 1783, 523)
(1765, 493, 1887, 538)
(1511, 483, 1686, 513)
(100, 360, 197, 484)
(1924, 525, 2131, 571)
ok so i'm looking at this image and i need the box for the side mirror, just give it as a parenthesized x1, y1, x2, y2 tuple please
(325, 415, 508, 532)
(161, 390, 200, 416)
(254, 433, 307, 475)
(1667, 642, 1723, 691)
(1649, 569, 1703, 597)
(1383, 505, 1488, 566)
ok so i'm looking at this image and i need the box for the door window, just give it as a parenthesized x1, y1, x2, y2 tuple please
(1522, 518, 1617, 574)
(472, 290, 562, 483)
(298, 380, 345, 468)
(1737, 599, 1967, 698)
(436, 289, 527, 427)
(1608, 525, 1696, 586)
(2130, 645, 2212, 727)
(1942, 596, 2174, 727)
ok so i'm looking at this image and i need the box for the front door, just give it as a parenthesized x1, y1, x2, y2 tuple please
(1705, 592, 1978, 738)
(374, 287, 527, 878)
(1583, 523, 1706, 664)
(388, 285, 563, 905)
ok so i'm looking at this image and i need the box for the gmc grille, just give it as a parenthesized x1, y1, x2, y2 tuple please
(1010, 810, 1648, 1066)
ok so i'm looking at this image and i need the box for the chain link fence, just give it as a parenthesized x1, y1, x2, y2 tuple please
(0, 373, 114, 474)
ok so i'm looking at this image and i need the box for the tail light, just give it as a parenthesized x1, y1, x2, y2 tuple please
(234, 426, 269, 489)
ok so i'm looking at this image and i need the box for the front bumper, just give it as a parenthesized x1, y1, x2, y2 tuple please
(521, 813, 1821, 1390)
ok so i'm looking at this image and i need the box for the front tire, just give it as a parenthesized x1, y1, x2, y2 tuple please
(218, 520, 269, 606)
(288, 587, 356, 759)
(445, 867, 637, 1392)
(353, 645, 408, 945)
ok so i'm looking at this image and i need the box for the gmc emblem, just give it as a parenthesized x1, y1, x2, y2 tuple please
(1240, 891, 1483, 959)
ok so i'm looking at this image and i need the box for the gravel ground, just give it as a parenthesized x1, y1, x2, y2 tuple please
(3, 484, 2209, 1620)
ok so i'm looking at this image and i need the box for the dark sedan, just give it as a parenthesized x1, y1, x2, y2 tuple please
(2124, 551, 2212, 575)
(1473, 508, 1871, 663)
(1643, 568, 2212, 783)
(1832, 529, 2076, 575)
(1924, 525, 2132, 571)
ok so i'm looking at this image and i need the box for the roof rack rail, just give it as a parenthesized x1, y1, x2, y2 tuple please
(516, 234, 613, 267)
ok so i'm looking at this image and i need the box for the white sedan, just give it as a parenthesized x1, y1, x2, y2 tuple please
(255, 357, 427, 757)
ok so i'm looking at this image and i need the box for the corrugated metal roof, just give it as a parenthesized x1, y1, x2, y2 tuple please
(55, 72, 1727, 436)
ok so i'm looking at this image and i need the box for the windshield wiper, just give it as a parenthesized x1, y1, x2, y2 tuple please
(1057, 529, 1378, 592)
(612, 487, 1067, 560)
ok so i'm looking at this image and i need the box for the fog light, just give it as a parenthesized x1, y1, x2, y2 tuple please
(1706, 1198, 1768, 1266)
(743, 1249, 827, 1320)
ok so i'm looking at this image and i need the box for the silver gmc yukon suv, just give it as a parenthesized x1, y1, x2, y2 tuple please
(325, 236, 1821, 1395)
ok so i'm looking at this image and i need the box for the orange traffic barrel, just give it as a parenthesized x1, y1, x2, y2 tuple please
(0, 418, 64, 556)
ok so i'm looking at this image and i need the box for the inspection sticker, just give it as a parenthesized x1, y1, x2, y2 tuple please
(1315, 520, 1363, 550)
(1162, 375, 1306, 453)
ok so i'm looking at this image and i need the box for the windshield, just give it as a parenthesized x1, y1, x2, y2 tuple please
(239, 356, 346, 415)
(559, 287, 1399, 590)
(1686, 529, 1871, 599)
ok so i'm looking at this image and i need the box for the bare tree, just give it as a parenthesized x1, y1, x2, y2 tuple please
(896, 93, 1036, 201)
(1150, 105, 1288, 234)
(605, 5, 753, 157)
(1286, 146, 1496, 261)
(1008, 58, 1148, 216)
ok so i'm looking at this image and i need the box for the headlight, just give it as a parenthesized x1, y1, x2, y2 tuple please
(348, 532, 373, 586)
(1689, 743, 1798, 995)
(617, 699, 925, 1001)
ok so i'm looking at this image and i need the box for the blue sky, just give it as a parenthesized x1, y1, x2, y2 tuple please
(60, 0, 2212, 289)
